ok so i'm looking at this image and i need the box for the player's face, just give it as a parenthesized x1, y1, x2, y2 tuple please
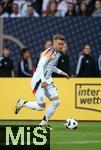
(53, 39, 65, 52)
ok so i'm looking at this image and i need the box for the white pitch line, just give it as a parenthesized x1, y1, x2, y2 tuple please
(51, 140, 101, 144)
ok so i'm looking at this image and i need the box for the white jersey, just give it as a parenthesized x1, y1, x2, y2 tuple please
(31, 47, 62, 87)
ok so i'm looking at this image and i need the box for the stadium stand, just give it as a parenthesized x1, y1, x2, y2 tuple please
(0, 0, 101, 17)
(1, 17, 100, 76)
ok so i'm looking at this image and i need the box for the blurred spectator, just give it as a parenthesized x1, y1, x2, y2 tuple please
(33, 0, 43, 15)
(1, 0, 13, 14)
(78, 1, 88, 16)
(85, 0, 95, 15)
(35, 40, 53, 69)
(0, 47, 14, 77)
(92, 0, 101, 17)
(13, 1, 40, 17)
(57, 0, 68, 16)
(26, 4, 39, 17)
(0, 4, 9, 17)
(36, 39, 53, 65)
(0, 0, 101, 17)
(43, 0, 62, 16)
(10, 3, 22, 17)
(76, 44, 99, 77)
(44, 40, 53, 49)
(98, 54, 101, 76)
(43, 0, 77, 15)
(13, 0, 31, 16)
(53, 42, 70, 77)
(18, 48, 32, 77)
(67, 0, 77, 3)
(65, 2, 77, 16)
(57, 0, 77, 16)
(42, 0, 50, 12)
(13, 0, 28, 14)
(13, 0, 27, 9)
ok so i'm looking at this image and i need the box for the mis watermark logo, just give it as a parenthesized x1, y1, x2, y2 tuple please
(75, 84, 101, 112)
(0, 125, 50, 150)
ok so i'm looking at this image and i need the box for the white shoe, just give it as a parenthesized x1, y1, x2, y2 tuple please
(39, 120, 54, 130)
(46, 126, 54, 131)
(15, 99, 24, 114)
(39, 120, 48, 126)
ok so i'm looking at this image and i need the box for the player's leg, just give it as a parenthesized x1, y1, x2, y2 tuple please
(15, 81, 46, 114)
(23, 84, 46, 109)
(40, 83, 60, 126)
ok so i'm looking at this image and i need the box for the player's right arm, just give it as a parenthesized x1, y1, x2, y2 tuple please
(37, 49, 53, 87)
(37, 56, 48, 82)
(37, 56, 48, 88)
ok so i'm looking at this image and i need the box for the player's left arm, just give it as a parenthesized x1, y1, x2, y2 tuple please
(52, 66, 70, 79)
(61, 70, 70, 79)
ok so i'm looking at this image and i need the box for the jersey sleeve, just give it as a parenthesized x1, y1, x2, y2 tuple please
(37, 49, 53, 82)
(52, 66, 62, 74)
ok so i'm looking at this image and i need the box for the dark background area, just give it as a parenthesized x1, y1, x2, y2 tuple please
(3, 17, 101, 75)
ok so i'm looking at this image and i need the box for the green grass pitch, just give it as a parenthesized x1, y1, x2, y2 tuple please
(0, 121, 101, 150)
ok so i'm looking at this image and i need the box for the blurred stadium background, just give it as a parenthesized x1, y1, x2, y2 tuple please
(0, 1, 101, 149)
(0, 17, 101, 75)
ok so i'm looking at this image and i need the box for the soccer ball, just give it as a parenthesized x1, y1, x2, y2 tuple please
(64, 118, 78, 129)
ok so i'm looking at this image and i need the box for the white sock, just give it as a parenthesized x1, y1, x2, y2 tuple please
(23, 102, 44, 111)
(45, 100, 60, 121)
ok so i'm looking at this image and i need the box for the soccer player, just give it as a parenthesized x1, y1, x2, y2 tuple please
(15, 34, 69, 127)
